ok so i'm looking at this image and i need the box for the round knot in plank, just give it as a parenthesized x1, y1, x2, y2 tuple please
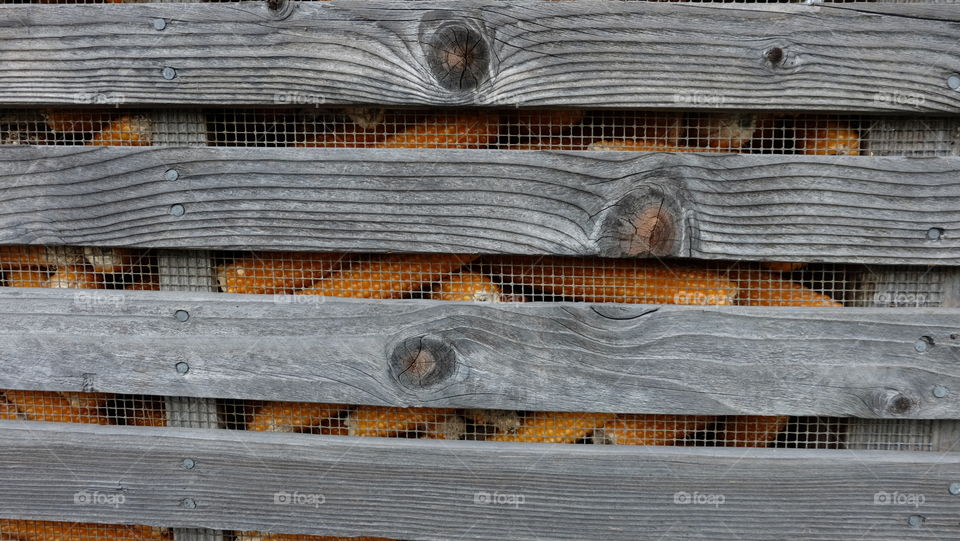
(390, 336, 457, 390)
(425, 22, 490, 92)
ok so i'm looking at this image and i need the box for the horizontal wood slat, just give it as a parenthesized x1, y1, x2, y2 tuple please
(0, 421, 957, 540)
(0, 146, 957, 263)
(0, 1, 958, 110)
(0, 288, 958, 418)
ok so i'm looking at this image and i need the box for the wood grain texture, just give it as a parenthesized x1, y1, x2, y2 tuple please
(0, 1, 958, 110)
(0, 288, 958, 418)
(0, 421, 957, 540)
(1, 145, 959, 264)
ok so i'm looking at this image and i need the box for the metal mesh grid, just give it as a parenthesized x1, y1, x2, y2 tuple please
(0, 521, 171, 541)
(0, 390, 166, 425)
(0, 246, 159, 290)
(2, 108, 955, 157)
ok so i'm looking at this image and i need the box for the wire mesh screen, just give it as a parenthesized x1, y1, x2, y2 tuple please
(2, 108, 956, 157)
(0, 521, 172, 541)
(0, 390, 166, 425)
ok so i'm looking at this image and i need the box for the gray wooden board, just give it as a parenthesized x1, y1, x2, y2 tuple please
(0, 421, 957, 540)
(0, 288, 959, 418)
(1, 146, 959, 264)
(0, 1, 959, 110)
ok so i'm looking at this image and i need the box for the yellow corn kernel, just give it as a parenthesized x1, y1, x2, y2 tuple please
(87, 116, 152, 146)
(345, 406, 457, 438)
(596, 415, 714, 445)
(83, 247, 145, 273)
(4, 268, 52, 287)
(489, 411, 615, 444)
(216, 252, 347, 294)
(431, 271, 503, 302)
(488, 256, 738, 305)
(727, 269, 840, 307)
(296, 128, 386, 148)
(0, 520, 170, 541)
(760, 262, 806, 272)
(2, 390, 109, 425)
(800, 122, 860, 156)
(722, 415, 790, 447)
(0, 246, 83, 270)
(45, 265, 105, 289)
(380, 112, 500, 149)
(514, 109, 585, 136)
(248, 402, 344, 433)
(129, 401, 168, 427)
(298, 254, 477, 299)
(237, 533, 394, 541)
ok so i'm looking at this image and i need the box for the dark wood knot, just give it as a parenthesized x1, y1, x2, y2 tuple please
(764, 47, 785, 66)
(871, 389, 916, 417)
(390, 336, 457, 389)
(425, 22, 490, 92)
(596, 185, 686, 258)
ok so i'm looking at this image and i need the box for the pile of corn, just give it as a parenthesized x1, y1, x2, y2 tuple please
(0, 391, 165, 426)
(0, 246, 157, 290)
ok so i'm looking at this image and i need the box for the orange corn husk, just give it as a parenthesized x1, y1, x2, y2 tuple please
(83, 247, 145, 273)
(87, 116, 152, 146)
(490, 411, 615, 443)
(4, 268, 52, 287)
(298, 254, 476, 299)
(216, 252, 347, 294)
(488, 256, 738, 305)
(237, 534, 394, 541)
(0, 520, 170, 541)
(345, 406, 457, 438)
(722, 415, 790, 447)
(45, 265, 105, 289)
(431, 271, 503, 302)
(380, 112, 499, 149)
(514, 109, 585, 136)
(420, 414, 467, 440)
(726, 269, 840, 307)
(587, 140, 722, 152)
(691, 113, 759, 150)
(59, 392, 112, 411)
(511, 137, 586, 150)
(0, 400, 21, 420)
(1, 390, 109, 424)
(760, 262, 806, 272)
(464, 409, 521, 434)
(41, 111, 101, 133)
(596, 415, 714, 445)
(248, 402, 344, 433)
(0, 246, 84, 270)
(799, 122, 860, 156)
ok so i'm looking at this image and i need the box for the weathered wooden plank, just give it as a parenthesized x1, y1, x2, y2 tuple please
(0, 288, 958, 418)
(1, 146, 958, 264)
(0, 421, 956, 540)
(0, 2, 959, 111)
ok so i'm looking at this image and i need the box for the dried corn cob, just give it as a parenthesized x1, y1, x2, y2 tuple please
(248, 402, 344, 433)
(41, 111, 101, 133)
(420, 414, 468, 440)
(1, 390, 109, 424)
(59, 391, 112, 411)
(380, 112, 499, 149)
(594, 415, 714, 445)
(510, 136, 586, 151)
(125, 276, 161, 291)
(431, 271, 503, 302)
(722, 415, 790, 447)
(587, 140, 720, 152)
(0, 246, 83, 270)
(298, 254, 476, 299)
(345, 406, 457, 438)
(489, 411, 615, 443)
(726, 269, 840, 307)
(217, 252, 347, 294)
(126, 400, 167, 427)
(237, 533, 394, 541)
(487, 256, 738, 305)
(0, 400, 21, 420)
(463, 409, 521, 434)
(45, 264, 105, 289)
(296, 129, 386, 148)
(514, 109, 585, 136)
(83, 247, 145, 273)
(4, 268, 52, 287)
(760, 262, 806, 272)
(87, 115, 152, 146)
(799, 122, 860, 156)
(0, 520, 170, 541)
(692, 112, 758, 150)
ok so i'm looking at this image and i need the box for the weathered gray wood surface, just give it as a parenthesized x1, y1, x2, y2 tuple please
(0, 1, 958, 111)
(0, 421, 956, 540)
(0, 288, 958, 418)
(1, 146, 959, 264)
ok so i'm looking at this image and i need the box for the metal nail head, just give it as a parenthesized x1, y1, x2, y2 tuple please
(174, 310, 190, 322)
(170, 204, 185, 217)
(926, 228, 942, 241)
(161, 67, 177, 80)
(933, 386, 948, 398)
(164, 169, 179, 181)
(949, 483, 960, 495)
(152, 19, 166, 31)
(948, 74, 960, 91)
(907, 515, 923, 528)
(181, 498, 197, 509)
(181, 458, 196, 470)
(914, 339, 929, 353)
(175, 362, 190, 375)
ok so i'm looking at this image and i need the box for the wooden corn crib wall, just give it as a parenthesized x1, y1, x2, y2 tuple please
(0, 0, 959, 540)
